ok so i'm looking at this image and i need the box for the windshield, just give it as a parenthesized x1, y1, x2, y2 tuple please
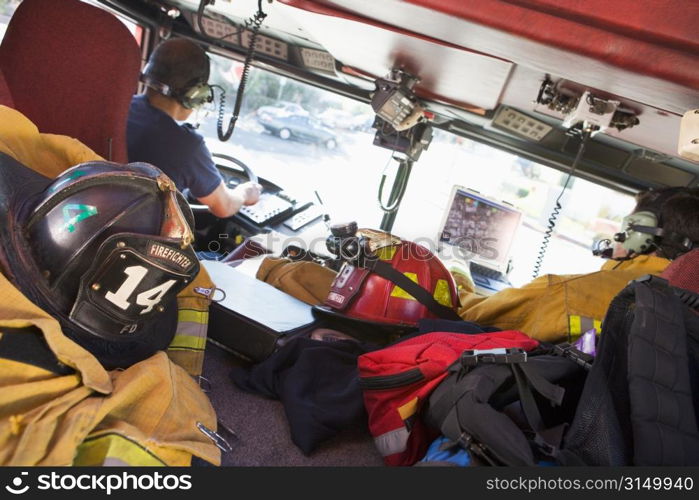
(195, 53, 635, 286)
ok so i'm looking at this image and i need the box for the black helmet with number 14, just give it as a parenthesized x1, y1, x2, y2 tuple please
(0, 153, 200, 369)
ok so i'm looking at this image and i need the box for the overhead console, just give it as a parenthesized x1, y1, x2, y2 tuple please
(272, 0, 699, 183)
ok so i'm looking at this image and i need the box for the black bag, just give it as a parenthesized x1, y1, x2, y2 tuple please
(559, 275, 699, 466)
(423, 345, 589, 466)
(203, 260, 319, 362)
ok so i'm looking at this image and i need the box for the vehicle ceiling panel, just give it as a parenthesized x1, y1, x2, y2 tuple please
(406, 0, 699, 90)
(119, 0, 699, 183)
(272, 2, 514, 111)
(501, 65, 688, 164)
(273, 0, 698, 165)
(280, 0, 699, 113)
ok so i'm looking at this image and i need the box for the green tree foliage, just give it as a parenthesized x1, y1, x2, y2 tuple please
(209, 52, 352, 118)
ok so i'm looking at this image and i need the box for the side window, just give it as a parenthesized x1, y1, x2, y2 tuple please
(1, 1, 144, 46)
(0, 0, 21, 43)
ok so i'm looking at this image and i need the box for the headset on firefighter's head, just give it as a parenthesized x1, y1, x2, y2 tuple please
(614, 210, 665, 256)
(592, 186, 699, 261)
(613, 209, 695, 259)
(140, 38, 213, 110)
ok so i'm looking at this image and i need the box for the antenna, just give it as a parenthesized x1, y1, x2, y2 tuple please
(314, 190, 332, 229)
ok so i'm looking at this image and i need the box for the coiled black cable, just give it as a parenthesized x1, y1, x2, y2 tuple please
(214, 84, 228, 135)
(532, 197, 563, 279)
(531, 128, 592, 279)
(196, 0, 266, 141)
(377, 129, 406, 213)
(378, 160, 412, 213)
(217, 3, 266, 141)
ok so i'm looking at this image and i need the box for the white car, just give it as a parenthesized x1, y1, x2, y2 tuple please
(256, 102, 309, 119)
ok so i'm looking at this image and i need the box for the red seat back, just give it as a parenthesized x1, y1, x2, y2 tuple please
(661, 249, 699, 294)
(0, 0, 141, 162)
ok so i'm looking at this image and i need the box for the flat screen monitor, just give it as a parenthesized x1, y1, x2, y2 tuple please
(438, 187, 522, 271)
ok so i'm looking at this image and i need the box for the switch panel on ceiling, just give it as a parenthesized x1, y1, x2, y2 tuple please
(492, 106, 552, 142)
(191, 12, 289, 61)
(241, 30, 288, 60)
(193, 14, 238, 39)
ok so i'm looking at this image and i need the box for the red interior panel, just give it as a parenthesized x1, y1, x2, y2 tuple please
(407, 0, 699, 89)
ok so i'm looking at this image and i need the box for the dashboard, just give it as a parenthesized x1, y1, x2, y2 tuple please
(189, 160, 331, 262)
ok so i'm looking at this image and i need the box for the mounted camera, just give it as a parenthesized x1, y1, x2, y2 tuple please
(369, 69, 433, 161)
(371, 69, 424, 131)
(326, 221, 366, 265)
(372, 116, 433, 162)
(536, 77, 639, 134)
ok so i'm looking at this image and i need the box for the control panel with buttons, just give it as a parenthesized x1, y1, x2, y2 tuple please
(282, 203, 324, 231)
(238, 193, 293, 225)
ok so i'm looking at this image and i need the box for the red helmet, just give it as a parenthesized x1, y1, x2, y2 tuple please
(314, 232, 459, 334)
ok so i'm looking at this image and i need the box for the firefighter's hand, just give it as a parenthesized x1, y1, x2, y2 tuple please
(234, 181, 263, 206)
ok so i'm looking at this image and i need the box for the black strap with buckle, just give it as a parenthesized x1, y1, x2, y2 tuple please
(553, 342, 593, 371)
(459, 347, 528, 368)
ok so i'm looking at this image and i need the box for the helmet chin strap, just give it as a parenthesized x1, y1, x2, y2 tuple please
(361, 256, 462, 321)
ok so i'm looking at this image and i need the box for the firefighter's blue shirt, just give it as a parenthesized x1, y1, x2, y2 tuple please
(127, 95, 222, 198)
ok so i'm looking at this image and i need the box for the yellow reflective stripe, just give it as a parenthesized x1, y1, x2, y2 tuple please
(433, 279, 452, 307)
(390, 272, 419, 301)
(178, 309, 208, 324)
(397, 397, 419, 421)
(170, 308, 209, 376)
(569, 315, 582, 336)
(73, 434, 166, 466)
(168, 334, 206, 351)
(569, 315, 603, 341)
(375, 246, 397, 261)
(170, 308, 208, 351)
(176, 322, 208, 338)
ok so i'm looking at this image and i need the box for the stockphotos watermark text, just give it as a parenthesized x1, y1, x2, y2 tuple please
(4, 470, 192, 496)
(205, 232, 500, 263)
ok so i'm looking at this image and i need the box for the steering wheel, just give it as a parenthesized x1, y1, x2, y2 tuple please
(211, 152, 259, 185)
(188, 153, 259, 214)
